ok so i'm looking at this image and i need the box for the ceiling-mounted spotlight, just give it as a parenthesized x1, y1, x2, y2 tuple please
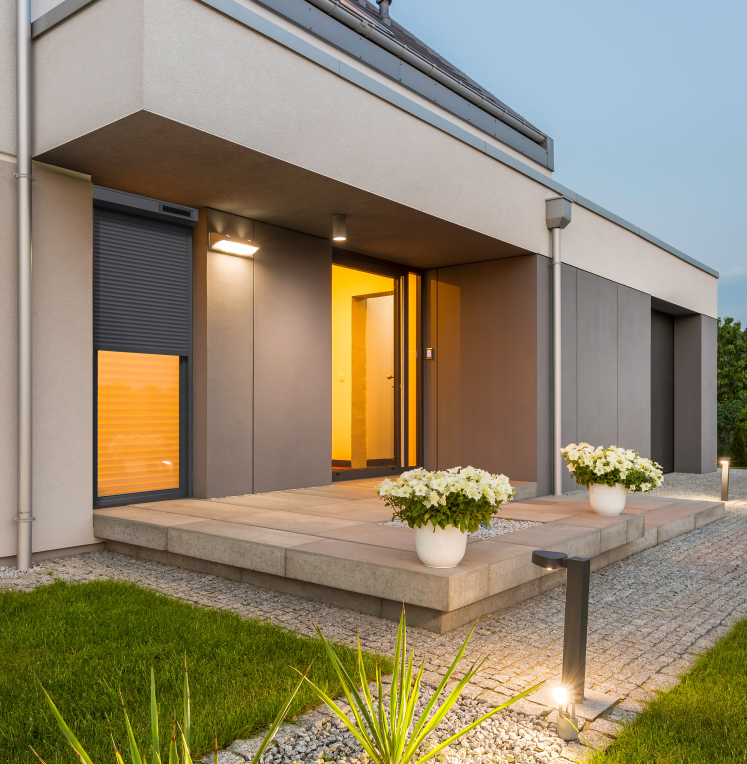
(332, 214, 347, 242)
(209, 232, 259, 257)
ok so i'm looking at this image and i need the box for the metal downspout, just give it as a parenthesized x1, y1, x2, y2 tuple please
(552, 227, 562, 497)
(15, 0, 33, 570)
(545, 197, 572, 498)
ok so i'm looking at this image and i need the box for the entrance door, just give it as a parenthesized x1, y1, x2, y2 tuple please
(332, 266, 397, 472)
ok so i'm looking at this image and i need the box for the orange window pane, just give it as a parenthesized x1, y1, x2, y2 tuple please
(97, 351, 180, 497)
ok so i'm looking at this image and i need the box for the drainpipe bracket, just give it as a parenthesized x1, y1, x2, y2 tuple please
(13, 517, 35, 523)
(13, 173, 34, 181)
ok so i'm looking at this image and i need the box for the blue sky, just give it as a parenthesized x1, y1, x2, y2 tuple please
(393, 0, 747, 324)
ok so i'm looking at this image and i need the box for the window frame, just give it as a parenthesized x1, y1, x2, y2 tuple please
(92, 197, 193, 509)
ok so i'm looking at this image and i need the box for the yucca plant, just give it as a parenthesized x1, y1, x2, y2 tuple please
(300, 609, 541, 764)
(31, 656, 311, 764)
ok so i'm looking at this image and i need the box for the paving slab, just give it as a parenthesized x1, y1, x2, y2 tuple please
(286, 538, 488, 611)
(132, 500, 266, 521)
(318, 522, 417, 551)
(496, 505, 574, 523)
(167, 520, 319, 576)
(93, 508, 205, 550)
(223, 510, 364, 535)
(496, 523, 602, 560)
(214, 493, 353, 511)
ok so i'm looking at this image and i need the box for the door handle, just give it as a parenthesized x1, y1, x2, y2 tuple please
(386, 374, 394, 379)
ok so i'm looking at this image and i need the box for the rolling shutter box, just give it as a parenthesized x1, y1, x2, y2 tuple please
(93, 208, 192, 356)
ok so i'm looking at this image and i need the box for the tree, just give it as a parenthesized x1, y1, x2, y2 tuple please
(717, 317, 747, 403)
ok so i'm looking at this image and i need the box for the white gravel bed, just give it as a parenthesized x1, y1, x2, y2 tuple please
(0, 564, 43, 579)
(378, 519, 542, 538)
(220, 693, 566, 764)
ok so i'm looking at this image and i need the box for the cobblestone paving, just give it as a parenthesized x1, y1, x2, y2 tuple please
(4, 471, 746, 762)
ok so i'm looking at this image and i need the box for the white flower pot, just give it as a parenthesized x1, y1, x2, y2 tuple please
(415, 524, 468, 568)
(588, 483, 628, 516)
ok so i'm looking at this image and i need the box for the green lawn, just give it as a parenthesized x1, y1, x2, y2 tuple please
(0, 578, 390, 764)
(591, 618, 747, 763)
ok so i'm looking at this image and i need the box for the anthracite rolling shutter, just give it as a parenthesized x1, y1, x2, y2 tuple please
(94, 209, 191, 356)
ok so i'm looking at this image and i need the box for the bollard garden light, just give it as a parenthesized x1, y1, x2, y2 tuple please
(721, 459, 730, 502)
(532, 549, 591, 741)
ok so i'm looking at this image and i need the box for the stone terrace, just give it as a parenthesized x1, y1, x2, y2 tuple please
(90, 480, 722, 633)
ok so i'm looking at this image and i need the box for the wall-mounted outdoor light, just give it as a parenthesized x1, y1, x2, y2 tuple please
(532, 549, 590, 741)
(332, 214, 347, 241)
(209, 232, 259, 257)
(721, 459, 730, 501)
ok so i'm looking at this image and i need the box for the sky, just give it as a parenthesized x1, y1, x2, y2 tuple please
(392, 0, 747, 324)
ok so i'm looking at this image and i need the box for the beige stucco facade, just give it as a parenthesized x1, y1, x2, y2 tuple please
(0, 162, 96, 561)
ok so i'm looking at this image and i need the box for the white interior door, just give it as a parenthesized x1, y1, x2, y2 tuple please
(365, 294, 395, 461)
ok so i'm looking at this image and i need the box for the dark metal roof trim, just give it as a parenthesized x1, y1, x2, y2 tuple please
(33, 0, 718, 279)
(246, 0, 553, 167)
(303, 0, 547, 144)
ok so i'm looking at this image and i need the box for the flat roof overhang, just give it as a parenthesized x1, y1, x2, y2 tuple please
(34, 111, 531, 270)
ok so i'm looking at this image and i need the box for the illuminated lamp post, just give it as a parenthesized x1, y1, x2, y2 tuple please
(532, 550, 590, 741)
(721, 459, 730, 502)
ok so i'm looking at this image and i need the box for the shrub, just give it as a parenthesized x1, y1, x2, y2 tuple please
(730, 422, 747, 469)
(717, 398, 747, 458)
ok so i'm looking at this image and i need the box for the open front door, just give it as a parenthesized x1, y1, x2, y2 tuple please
(332, 261, 420, 480)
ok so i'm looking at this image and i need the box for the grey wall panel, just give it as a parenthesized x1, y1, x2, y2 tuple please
(253, 222, 332, 493)
(576, 271, 618, 447)
(435, 256, 538, 482)
(674, 315, 702, 473)
(423, 270, 438, 471)
(192, 210, 254, 498)
(673, 313, 717, 474)
(702, 316, 718, 473)
(192, 213, 208, 497)
(617, 285, 651, 455)
(560, 264, 578, 492)
(651, 309, 674, 471)
(536, 255, 552, 497)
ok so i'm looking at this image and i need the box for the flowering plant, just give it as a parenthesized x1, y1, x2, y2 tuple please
(561, 443, 663, 493)
(376, 467, 514, 533)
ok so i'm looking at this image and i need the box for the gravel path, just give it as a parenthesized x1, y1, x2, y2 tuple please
(3, 471, 746, 763)
(379, 518, 543, 538)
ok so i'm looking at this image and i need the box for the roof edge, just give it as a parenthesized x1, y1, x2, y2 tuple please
(30, 0, 718, 279)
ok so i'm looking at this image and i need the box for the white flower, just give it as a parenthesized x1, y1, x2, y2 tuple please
(431, 477, 449, 492)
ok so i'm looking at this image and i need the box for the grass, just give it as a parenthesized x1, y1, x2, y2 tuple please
(590, 618, 747, 763)
(0, 578, 391, 764)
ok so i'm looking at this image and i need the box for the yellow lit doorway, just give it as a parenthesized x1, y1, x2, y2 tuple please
(332, 263, 420, 476)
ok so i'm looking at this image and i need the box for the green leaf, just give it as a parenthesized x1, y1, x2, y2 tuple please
(249, 662, 314, 764)
(120, 692, 144, 764)
(36, 678, 95, 764)
(182, 653, 191, 754)
(168, 725, 179, 764)
(151, 666, 161, 764)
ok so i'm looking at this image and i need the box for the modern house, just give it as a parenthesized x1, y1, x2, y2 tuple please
(1, 0, 717, 570)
